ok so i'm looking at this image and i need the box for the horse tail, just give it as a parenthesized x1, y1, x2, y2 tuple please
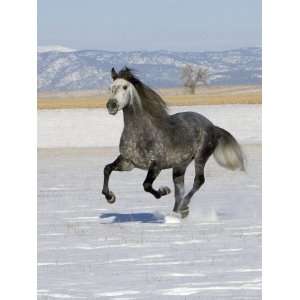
(213, 126, 245, 171)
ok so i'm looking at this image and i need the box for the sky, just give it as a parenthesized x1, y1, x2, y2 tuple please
(38, 0, 261, 52)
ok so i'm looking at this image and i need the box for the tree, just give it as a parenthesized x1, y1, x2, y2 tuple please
(181, 64, 209, 94)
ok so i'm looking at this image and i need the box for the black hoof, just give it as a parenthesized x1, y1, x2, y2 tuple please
(105, 191, 116, 204)
(158, 186, 171, 196)
(180, 207, 189, 218)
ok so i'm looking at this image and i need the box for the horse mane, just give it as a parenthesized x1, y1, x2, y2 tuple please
(116, 67, 169, 120)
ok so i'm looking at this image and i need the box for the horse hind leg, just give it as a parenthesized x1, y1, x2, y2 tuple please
(172, 165, 188, 213)
(178, 142, 216, 217)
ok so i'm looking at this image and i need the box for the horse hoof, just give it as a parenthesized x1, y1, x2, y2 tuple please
(106, 192, 116, 204)
(159, 186, 171, 196)
(180, 207, 189, 218)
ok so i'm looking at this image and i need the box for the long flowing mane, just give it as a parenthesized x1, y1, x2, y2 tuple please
(117, 67, 169, 120)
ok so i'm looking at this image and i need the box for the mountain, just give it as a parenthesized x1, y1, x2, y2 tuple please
(38, 45, 76, 53)
(37, 47, 261, 92)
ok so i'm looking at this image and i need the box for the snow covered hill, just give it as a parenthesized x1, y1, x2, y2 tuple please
(37, 45, 76, 53)
(37, 47, 261, 92)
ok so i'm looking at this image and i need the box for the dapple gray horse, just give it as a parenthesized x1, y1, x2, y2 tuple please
(102, 67, 245, 218)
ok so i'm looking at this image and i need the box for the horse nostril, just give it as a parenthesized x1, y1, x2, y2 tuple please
(107, 99, 119, 114)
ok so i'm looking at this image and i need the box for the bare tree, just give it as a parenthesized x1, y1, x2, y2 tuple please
(181, 64, 209, 94)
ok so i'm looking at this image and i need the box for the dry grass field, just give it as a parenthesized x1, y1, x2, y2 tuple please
(37, 85, 261, 109)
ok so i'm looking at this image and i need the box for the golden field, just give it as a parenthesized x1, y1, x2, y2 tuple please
(37, 85, 261, 110)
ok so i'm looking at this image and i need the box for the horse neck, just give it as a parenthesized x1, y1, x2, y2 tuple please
(122, 105, 168, 132)
(122, 105, 149, 129)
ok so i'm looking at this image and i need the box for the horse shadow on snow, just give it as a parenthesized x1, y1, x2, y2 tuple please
(99, 212, 165, 223)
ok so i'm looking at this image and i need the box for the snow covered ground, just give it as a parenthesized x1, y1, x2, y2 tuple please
(38, 105, 261, 299)
(38, 105, 261, 148)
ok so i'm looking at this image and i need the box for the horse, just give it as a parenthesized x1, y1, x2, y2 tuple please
(102, 67, 245, 218)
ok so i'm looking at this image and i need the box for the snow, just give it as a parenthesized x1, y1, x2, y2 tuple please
(38, 45, 76, 53)
(38, 105, 261, 148)
(38, 105, 261, 299)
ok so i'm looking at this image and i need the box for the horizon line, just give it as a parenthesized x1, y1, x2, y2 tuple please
(37, 45, 261, 53)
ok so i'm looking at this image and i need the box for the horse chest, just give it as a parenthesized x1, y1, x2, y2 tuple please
(119, 131, 164, 169)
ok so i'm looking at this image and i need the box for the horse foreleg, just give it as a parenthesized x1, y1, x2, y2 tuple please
(102, 155, 134, 203)
(143, 162, 171, 199)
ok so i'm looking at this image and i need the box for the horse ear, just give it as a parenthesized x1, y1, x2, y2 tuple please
(111, 67, 118, 81)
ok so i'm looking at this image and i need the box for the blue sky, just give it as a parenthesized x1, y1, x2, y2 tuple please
(38, 0, 261, 51)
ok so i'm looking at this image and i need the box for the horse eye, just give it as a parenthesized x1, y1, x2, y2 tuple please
(123, 85, 128, 90)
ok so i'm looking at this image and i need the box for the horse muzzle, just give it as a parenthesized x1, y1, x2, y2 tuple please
(106, 98, 119, 115)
